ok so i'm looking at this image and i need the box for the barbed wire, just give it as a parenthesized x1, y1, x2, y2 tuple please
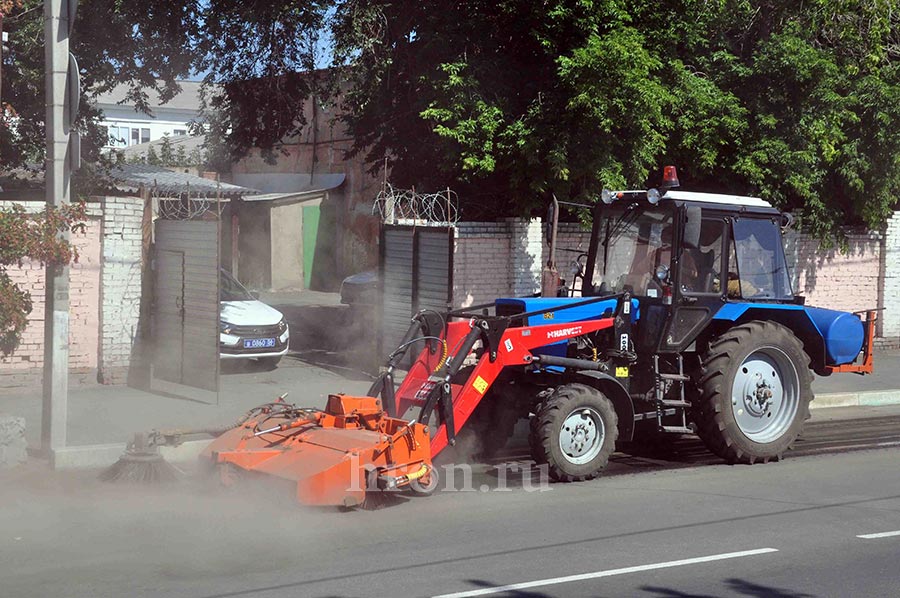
(372, 183, 459, 225)
(152, 183, 219, 221)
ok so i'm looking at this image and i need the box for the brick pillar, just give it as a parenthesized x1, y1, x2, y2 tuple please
(880, 212, 900, 342)
(99, 196, 145, 384)
(508, 218, 543, 297)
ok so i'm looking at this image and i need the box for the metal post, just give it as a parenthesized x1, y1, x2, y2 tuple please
(541, 195, 560, 297)
(41, 0, 70, 456)
(1, 13, 5, 117)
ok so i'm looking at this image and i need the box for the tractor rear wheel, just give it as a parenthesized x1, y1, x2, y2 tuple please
(530, 383, 618, 482)
(693, 320, 813, 464)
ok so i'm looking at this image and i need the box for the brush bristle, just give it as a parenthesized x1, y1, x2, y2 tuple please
(99, 452, 182, 483)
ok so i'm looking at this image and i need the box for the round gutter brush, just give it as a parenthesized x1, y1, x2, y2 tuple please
(99, 433, 182, 483)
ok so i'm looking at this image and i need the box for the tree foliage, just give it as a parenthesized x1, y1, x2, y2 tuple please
(1, 0, 202, 167)
(329, 0, 900, 237)
(0, 203, 86, 355)
(4, 1, 900, 239)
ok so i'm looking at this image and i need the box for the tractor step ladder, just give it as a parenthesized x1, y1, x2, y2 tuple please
(659, 425, 694, 434)
(654, 354, 692, 433)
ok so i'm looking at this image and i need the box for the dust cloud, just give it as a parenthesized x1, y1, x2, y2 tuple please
(0, 461, 381, 598)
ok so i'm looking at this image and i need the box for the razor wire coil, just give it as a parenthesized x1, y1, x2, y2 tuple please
(152, 181, 223, 221)
(372, 183, 459, 225)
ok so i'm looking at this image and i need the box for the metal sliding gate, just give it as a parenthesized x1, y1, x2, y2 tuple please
(151, 215, 220, 403)
(379, 225, 453, 359)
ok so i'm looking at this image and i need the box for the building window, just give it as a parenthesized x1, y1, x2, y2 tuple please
(131, 128, 139, 145)
(141, 128, 151, 143)
(173, 129, 187, 136)
(107, 126, 127, 148)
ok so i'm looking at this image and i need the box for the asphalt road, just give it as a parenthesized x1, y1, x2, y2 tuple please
(2, 409, 899, 598)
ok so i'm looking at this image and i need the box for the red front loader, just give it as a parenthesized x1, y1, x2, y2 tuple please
(201, 299, 622, 507)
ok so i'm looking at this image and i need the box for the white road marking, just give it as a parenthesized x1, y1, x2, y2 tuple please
(857, 530, 900, 539)
(432, 547, 779, 598)
(802, 440, 900, 453)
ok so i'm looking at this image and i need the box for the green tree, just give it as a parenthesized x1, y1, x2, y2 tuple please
(145, 145, 160, 166)
(193, 1, 333, 161)
(1, 0, 202, 167)
(187, 147, 204, 168)
(6, 0, 900, 240)
(328, 0, 900, 238)
(159, 134, 175, 165)
(188, 108, 234, 174)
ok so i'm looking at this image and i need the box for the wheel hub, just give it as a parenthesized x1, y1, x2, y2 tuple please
(731, 347, 800, 443)
(743, 378, 774, 417)
(559, 408, 605, 465)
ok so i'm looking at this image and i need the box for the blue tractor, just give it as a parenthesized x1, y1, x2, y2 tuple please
(386, 165, 877, 483)
(177, 167, 878, 505)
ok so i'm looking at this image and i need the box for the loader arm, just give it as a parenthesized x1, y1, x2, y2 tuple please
(395, 316, 616, 456)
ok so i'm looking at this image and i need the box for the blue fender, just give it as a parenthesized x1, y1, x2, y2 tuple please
(713, 303, 864, 368)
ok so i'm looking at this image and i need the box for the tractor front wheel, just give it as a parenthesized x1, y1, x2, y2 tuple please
(530, 383, 618, 482)
(693, 320, 813, 464)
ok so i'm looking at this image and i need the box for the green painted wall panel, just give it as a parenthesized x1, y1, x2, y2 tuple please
(302, 205, 320, 289)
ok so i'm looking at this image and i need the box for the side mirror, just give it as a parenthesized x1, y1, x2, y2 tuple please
(683, 206, 702, 249)
(781, 212, 795, 230)
(249, 290, 261, 300)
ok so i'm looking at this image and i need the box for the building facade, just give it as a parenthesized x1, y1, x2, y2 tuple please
(93, 80, 202, 149)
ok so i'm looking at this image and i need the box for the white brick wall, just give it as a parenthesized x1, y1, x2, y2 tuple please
(99, 196, 145, 384)
(453, 222, 513, 308)
(783, 229, 882, 314)
(0, 202, 102, 387)
(452, 218, 586, 307)
(881, 213, 900, 340)
(508, 218, 543, 296)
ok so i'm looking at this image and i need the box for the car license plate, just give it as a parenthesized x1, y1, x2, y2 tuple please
(243, 338, 276, 349)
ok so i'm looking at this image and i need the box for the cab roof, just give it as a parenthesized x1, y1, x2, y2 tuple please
(662, 190, 775, 210)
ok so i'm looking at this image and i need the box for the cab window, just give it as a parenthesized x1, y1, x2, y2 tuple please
(592, 205, 673, 297)
(681, 219, 725, 295)
(731, 218, 792, 299)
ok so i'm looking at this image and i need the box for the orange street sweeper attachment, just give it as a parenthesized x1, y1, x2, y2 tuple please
(201, 394, 433, 507)
(198, 299, 617, 508)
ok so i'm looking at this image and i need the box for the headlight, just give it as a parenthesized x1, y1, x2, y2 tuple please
(220, 321, 233, 335)
(277, 319, 287, 333)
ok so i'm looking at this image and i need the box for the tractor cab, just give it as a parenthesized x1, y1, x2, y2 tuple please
(580, 168, 795, 353)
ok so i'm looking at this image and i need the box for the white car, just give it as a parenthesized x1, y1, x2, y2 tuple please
(219, 270, 290, 367)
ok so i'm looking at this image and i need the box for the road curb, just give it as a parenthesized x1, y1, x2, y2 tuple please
(50, 439, 212, 470)
(813, 390, 900, 409)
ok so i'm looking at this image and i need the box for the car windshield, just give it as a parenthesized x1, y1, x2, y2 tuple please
(220, 270, 254, 301)
(591, 204, 673, 297)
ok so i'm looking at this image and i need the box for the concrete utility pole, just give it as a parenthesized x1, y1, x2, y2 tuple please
(41, 0, 76, 457)
(1, 13, 5, 114)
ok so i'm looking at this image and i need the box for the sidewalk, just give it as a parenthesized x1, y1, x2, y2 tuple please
(1, 341, 898, 469)
(0, 356, 373, 468)
(811, 348, 900, 407)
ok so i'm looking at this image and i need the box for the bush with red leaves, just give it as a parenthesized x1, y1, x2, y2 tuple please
(0, 202, 87, 356)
